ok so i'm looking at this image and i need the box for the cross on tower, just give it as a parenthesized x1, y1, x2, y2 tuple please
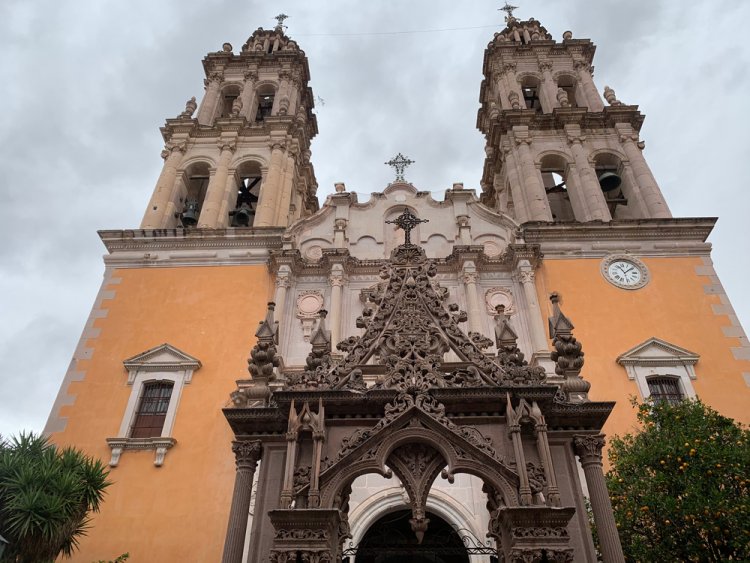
(385, 208, 429, 246)
(499, 2, 519, 22)
(385, 153, 415, 183)
(274, 14, 289, 31)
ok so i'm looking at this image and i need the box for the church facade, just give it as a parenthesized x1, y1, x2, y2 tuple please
(45, 12, 749, 563)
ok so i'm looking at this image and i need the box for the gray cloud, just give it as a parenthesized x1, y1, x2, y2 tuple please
(1, 0, 748, 437)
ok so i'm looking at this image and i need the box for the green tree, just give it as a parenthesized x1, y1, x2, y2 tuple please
(606, 398, 750, 562)
(0, 432, 111, 563)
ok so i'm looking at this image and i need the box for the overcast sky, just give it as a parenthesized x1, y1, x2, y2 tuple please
(1, 0, 748, 438)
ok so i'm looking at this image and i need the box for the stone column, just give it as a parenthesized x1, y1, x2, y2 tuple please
(514, 132, 553, 221)
(619, 162, 649, 218)
(273, 267, 291, 342)
(502, 63, 524, 110)
(254, 143, 285, 226)
(575, 61, 605, 112)
(573, 435, 626, 563)
(461, 263, 483, 334)
(197, 72, 224, 125)
(274, 150, 297, 226)
(618, 129, 671, 218)
(141, 141, 186, 228)
(533, 418, 561, 506)
(329, 266, 345, 351)
(239, 70, 258, 120)
(222, 440, 262, 563)
(274, 70, 292, 116)
(567, 130, 611, 221)
(538, 61, 558, 112)
(516, 260, 548, 355)
(198, 140, 236, 228)
(502, 147, 531, 222)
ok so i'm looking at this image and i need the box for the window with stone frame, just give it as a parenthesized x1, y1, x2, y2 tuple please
(646, 376, 684, 406)
(130, 381, 174, 438)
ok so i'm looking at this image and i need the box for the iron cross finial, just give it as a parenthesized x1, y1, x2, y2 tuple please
(385, 208, 429, 245)
(274, 14, 289, 30)
(499, 2, 519, 22)
(385, 153, 415, 183)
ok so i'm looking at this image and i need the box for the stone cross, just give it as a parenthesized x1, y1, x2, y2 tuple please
(500, 2, 519, 22)
(385, 152, 415, 183)
(385, 208, 429, 245)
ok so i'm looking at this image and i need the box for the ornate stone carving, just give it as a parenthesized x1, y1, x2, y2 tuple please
(573, 434, 605, 465)
(556, 87, 570, 108)
(232, 440, 261, 469)
(179, 96, 197, 118)
(603, 85, 622, 106)
(230, 96, 243, 117)
(485, 287, 515, 315)
(230, 302, 279, 407)
(548, 293, 590, 402)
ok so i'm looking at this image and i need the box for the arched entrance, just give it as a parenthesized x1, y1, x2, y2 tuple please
(348, 509, 470, 563)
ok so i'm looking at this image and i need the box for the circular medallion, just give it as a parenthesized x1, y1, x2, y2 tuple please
(601, 255, 649, 290)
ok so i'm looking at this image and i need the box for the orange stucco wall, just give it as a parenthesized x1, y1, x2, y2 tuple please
(50, 265, 271, 562)
(536, 256, 750, 446)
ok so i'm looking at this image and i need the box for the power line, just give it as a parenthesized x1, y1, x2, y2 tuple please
(295, 24, 500, 37)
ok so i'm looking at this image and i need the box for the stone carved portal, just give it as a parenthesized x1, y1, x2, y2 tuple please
(224, 216, 614, 563)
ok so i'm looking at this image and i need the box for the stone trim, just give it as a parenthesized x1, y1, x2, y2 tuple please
(107, 343, 201, 467)
(106, 437, 176, 467)
(694, 257, 750, 384)
(44, 268, 121, 434)
(616, 337, 699, 400)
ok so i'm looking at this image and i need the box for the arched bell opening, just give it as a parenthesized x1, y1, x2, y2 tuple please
(175, 161, 211, 228)
(540, 154, 574, 222)
(228, 160, 263, 227)
(592, 152, 636, 219)
(218, 83, 242, 119)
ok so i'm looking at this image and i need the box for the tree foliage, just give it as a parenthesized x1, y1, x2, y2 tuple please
(0, 432, 111, 563)
(606, 398, 750, 562)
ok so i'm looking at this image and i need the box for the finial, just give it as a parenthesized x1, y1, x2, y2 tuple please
(499, 2, 519, 23)
(385, 208, 429, 246)
(274, 13, 289, 32)
(385, 152, 415, 183)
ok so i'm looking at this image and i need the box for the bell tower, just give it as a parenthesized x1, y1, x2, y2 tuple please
(141, 16, 319, 230)
(477, 13, 671, 223)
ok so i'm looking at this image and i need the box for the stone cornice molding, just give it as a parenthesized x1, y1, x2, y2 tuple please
(99, 227, 285, 253)
(522, 218, 715, 243)
(616, 337, 699, 368)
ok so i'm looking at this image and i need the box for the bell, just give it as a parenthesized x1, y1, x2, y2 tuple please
(180, 200, 199, 227)
(597, 171, 622, 192)
(231, 203, 253, 227)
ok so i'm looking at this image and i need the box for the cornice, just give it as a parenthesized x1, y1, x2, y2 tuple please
(99, 227, 285, 253)
(521, 218, 716, 243)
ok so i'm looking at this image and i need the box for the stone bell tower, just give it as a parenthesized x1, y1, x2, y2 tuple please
(477, 13, 671, 223)
(141, 15, 319, 230)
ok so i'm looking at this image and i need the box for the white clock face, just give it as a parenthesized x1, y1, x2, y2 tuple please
(607, 260, 642, 286)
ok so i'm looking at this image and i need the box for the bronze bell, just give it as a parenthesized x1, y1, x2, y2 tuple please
(230, 203, 253, 227)
(180, 200, 199, 227)
(597, 171, 622, 192)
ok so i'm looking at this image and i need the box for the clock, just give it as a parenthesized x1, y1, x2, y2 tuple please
(601, 255, 649, 290)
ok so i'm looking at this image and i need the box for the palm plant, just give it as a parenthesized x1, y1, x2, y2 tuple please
(0, 432, 111, 562)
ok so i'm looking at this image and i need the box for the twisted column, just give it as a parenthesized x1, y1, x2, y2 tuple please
(222, 440, 262, 563)
(573, 435, 625, 563)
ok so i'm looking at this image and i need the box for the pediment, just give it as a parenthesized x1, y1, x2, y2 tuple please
(123, 343, 202, 371)
(616, 337, 699, 366)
